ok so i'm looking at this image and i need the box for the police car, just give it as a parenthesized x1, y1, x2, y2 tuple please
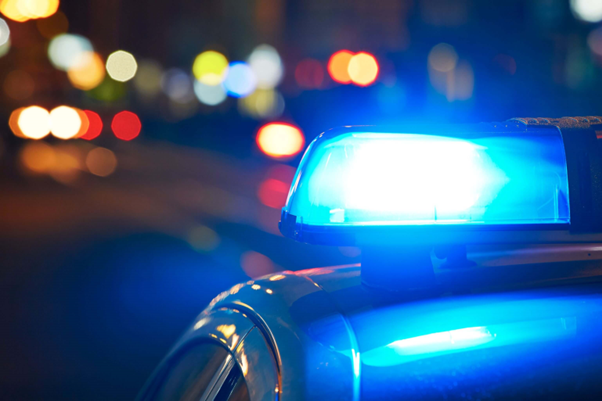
(138, 117, 602, 400)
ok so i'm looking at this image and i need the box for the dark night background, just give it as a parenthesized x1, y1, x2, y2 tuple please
(2, 0, 602, 399)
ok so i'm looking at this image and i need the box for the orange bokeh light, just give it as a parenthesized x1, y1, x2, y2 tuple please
(67, 52, 105, 90)
(328, 50, 354, 84)
(256, 123, 305, 159)
(9, 107, 26, 138)
(348, 52, 379, 86)
(80, 110, 103, 140)
(111, 111, 141, 141)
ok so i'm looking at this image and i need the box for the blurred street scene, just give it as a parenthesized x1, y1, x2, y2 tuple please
(2, 0, 602, 399)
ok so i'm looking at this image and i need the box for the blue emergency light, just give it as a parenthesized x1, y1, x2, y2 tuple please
(280, 117, 602, 246)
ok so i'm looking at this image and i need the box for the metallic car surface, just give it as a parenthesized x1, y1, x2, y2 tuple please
(140, 245, 602, 400)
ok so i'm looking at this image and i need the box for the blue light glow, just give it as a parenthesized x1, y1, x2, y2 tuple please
(284, 129, 570, 226)
(223, 62, 257, 98)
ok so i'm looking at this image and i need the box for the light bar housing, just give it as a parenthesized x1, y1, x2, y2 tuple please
(280, 117, 602, 246)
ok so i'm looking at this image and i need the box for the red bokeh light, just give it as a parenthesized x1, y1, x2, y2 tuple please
(257, 178, 290, 209)
(80, 110, 103, 140)
(111, 111, 141, 141)
(294, 59, 324, 89)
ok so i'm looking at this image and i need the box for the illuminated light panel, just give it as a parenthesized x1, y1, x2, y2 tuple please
(283, 130, 570, 227)
(18, 106, 50, 139)
(49, 106, 82, 139)
(48, 34, 93, 71)
(192, 50, 229, 85)
(238, 88, 284, 119)
(0, 17, 10, 46)
(248, 44, 283, 89)
(36, 10, 68, 39)
(428, 43, 458, 72)
(80, 110, 103, 140)
(106, 50, 137, 82)
(571, 0, 602, 22)
(20, 141, 56, 173)
(256, 123, 305, 159)
(294, 58, 324, 89)
(328, 50, 354, 84)
(223, 62, 257, 98)
(134, 60, 163, 97)
(240, 251, 276, 278)
(193, 80, 227, 106)
(67, 52, 105, 90)
(111, 111, 141, 141)
(348, 52, 379, 86)
(85, 147, 117, 177)
(3, 70, 34, 100)
(258, 178, 290, 209)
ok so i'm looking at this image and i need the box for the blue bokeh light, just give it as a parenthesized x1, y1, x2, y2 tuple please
(223, 62, 257, 98)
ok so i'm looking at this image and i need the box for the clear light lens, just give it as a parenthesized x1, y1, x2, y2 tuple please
(284, 129, 570, 226)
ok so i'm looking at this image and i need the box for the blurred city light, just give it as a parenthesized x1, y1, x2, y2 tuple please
(193, 80, 227, 106)
(328, 50, 354, 84)
(74, 108, 89, 138)
(223, 62, 257, 98)
(9, 107, 25, 137)
(0, 37, 9, 57)
(18, 106, 50, 139)
(50, 106, 82, 139)
(294, 58, 324, 89)
(85, 147, 117, 177)
(67, 52, 105, 90)
(571, 0, 602, 23)
(256, 122, 305, 159)
(48, 144, 82, 184)
(248, 44, 283, 89)
(19, 141, 56, 173)
(0, 17, 10, 46)
(257, 178, 289, 208)
(192, 50, 229, 85)
(18, 0, 59, 19)
(111, 111, 141, 141)
(240, 251, 276, 278)
(0, 0, 29, 22)
(348, 52, 379, 86)
(48, 34, 93, 71)
(238, 88, 284, 119)
(187, 225, 220, 252)
(80, 110, 103, 140)
(134, 60, 163, 97)
(3, 70, 34, 100)
(106, 50, 137, 82)
(36, 10, 67, 39)
(161, 68, 195, 103)
(428, 43, 458, 72)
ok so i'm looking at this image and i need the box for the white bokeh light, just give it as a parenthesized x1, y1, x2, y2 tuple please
(248, 45, 283, 89)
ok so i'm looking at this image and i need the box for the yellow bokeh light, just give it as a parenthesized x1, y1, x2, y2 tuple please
(85, 147, 117, 177)
(50, 106, 82, 140)
(18, 106, 50, 139)
(348, 52, 379, 86)
(192, 51, 229, 85)
(256, 123, 305, 158)
(67, 52, 105, 90)
(1, 0, 30, 22)
(106, 50, 137, 82)
(20, 0, 59, 19)
(20, 141, 56, 173)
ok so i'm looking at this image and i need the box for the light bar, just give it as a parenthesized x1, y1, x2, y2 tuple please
(280, 121, 588, 246)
